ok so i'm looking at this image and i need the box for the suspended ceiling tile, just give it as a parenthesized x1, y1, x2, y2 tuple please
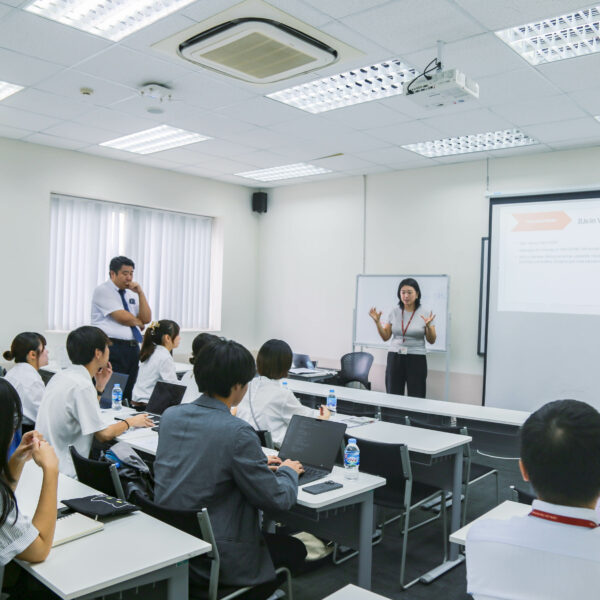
(0, 48, 64, 87)
(300, 0, 391, 20)
(368, 119, 446, 145)
(217, 96, 304, 127)
(536, 53, 600, 94)
(0, 104, 60, 131)
(3, 87, 91, 120)
(23, 131, 90, 150)
(420, 108, 517, 137)
(0, 122, 31, 139)
(492, 94, 587, 126)
(522, 117, 600, 144)
(323, 102, 413, 130)
(70, 108, 158, 135)
(41, 120, 124, 144)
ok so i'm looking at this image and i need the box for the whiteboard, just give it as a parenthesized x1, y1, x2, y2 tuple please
(353, 274, 449, 352)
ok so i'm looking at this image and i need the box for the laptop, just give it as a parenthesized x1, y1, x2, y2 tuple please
(145, 381, 187, 427)
(292, 353, 315, 369)
(278, 415, 347, 485)
(99, 372, 129, 409)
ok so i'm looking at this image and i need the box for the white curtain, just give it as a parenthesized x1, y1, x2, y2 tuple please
(48, 194, 213, 331)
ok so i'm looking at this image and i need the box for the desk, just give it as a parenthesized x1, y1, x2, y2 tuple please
(322, 583, 391, 600)
(40, 361, 193, 382)
(15, 461, 211, 600)
(348, 421, 471, 582)
(449, 500, 531, 546)
(114, 425, 386, 589)
(287, 368, 338, 384)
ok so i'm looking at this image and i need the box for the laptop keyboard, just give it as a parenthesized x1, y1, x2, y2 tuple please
(299, 465, 328, 485)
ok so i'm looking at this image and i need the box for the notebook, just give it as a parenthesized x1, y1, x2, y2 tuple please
(278, 415, 347, 485)
(52, 512, 104, 547)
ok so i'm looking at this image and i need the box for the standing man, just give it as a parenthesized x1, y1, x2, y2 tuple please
(91, 256, 151, 402)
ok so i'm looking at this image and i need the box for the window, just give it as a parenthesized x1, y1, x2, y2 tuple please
(48, 194, 215, 331)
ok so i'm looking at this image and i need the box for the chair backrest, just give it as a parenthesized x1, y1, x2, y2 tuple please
(339, 352, 374, 388)
(347, 436, 412, 509)
(254, 429, 274, 449)
(510, 484, 536, 505)
(69, 445, 125, 500)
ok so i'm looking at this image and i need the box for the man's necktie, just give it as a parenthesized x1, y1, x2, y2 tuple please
(118, 289, 143, 343)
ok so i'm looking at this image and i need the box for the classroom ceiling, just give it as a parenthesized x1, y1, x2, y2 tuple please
(1, 0, 600, 187)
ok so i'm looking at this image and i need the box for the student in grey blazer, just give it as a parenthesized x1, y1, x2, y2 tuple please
(154, 338, 306, 599)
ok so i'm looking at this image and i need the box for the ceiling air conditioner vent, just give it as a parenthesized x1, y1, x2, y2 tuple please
(178, 18, 338, 84)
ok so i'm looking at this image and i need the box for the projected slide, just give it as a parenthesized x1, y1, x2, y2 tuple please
(498, 199, 600, 315)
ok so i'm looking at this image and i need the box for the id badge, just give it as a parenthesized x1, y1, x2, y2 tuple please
(399, 347, 408, 355)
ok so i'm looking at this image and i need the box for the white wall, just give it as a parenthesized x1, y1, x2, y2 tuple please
(257, 146, 600, 405)
(0, 137, 258, 364)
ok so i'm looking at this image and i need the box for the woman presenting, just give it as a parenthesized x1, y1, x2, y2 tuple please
(369, 278, 435, 398)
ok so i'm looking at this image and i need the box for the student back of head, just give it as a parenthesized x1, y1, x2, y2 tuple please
(180, 332, 220, 404)
(131, 320, 180, 406)
(466, 399, 600, 600)
(3, 332, 48, 425)
(235, 339, 330, 447)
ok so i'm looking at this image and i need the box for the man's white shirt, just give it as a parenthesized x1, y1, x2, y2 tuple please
(4, 362, 45, 424)
(466, 498, 600, 600)
(35, 365, 105, 478)
(91, 280, 139, 340)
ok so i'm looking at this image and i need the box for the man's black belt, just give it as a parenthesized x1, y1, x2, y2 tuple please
(109, 338, 139, 347)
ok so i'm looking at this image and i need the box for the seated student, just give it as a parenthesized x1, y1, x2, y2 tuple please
(154, 338, 306, 599)
(131, 320, 180, 406)
(0, 379, 58, 567)
(3, 332, 48, 426)
(180, 332, 220, 404)
(36, 326, 153, 477)
(236, 339, 330, 447)
(466, 399, 600, 600)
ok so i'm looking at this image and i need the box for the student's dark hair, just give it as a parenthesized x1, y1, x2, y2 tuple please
(3, 332, 46, 363)
(520, 399, 600, 506)
(140, 320, 180, 362)
(66, 326, 110, 365)
(0, 379, 22, 526)
(397, 278, 421, 310)
(109, 256, 135, 275)
(190, 333, 220, 364)
(257, 339, 293, 380)
(194, 339, 256, 398)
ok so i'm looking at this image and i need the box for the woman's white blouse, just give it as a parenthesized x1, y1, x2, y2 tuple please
(4, 363, 45, 424)
(131, 345, 178, 403)
(235, 376, 316, 446)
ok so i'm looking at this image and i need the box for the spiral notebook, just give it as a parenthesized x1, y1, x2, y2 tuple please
(52, 512, 104, 547)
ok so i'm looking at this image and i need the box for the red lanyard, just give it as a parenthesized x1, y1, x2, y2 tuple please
(401, 309, 415, 343)
(529, 509, 598, 529)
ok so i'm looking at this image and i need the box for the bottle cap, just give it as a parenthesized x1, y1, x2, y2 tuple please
(329, 389, 335, 393)
(114, 383, 121, 388)
(348, 438, 357, 444)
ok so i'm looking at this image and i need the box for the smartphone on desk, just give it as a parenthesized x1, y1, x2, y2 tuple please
(303, 480, 343, 495)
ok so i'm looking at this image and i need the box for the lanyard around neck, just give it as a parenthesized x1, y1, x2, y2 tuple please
(401, 308, 415, 343)
(529, 509, 599, 529)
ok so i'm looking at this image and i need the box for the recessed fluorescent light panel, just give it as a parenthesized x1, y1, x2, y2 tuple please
(267, 58, 418, 113)
(100, 125, 210, 154)
(496, 6, 600, 65)
(403, 130, 538, 158)
(236, 163, 332, 181)
(25, 0, 196, 42)
(0, 81, 24, 101)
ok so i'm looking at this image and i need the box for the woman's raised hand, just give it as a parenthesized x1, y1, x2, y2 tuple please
(421, 311, 436, 326)
(369, 307, 382, 322)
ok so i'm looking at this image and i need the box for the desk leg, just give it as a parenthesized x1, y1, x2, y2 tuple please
(166, 562, 189, 600)
(419, 448, 465, 583)
(357, 492, 374, 590)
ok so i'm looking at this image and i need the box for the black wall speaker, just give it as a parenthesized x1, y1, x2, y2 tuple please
(252, 192, 267, 214)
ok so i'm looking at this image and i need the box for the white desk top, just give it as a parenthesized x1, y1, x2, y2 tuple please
(15, 461, 211, 600)
(42, 361, 192, 374)
(323, 584, 391, 600)
(449, 500, 531, 546)
(284, 379, 529, 427)
(349, 421, 471, 455)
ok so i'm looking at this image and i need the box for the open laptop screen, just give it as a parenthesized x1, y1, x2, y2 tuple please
(278, 415, 347, 470)
(146, 381, 186, 415)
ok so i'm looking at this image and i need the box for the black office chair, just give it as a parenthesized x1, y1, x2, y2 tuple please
(130, 491, 292, 600)
(69, 445, 126, 500)
(456, 420, 521, 460)
(254, 429, 274, 449)
(510, 484, 536, 505)
(408, 417, 499, 525)
(337, 352, 373, 389)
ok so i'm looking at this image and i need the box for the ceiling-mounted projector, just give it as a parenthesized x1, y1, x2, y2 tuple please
(403, 68, 479, 109)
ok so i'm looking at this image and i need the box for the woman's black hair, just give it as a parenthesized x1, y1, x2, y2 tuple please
(256, 339, 293, 380)
(397, 278, 422, 310)
(0, 379, 22, 527)
(189, 333, 220, 364)
(3, 332, 46, 363)
(140, 320, 180, 362)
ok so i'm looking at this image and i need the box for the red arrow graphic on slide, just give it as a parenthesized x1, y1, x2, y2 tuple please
(512, 211, 572, 231)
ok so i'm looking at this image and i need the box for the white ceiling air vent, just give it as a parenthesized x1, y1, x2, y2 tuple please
(177, 18, 337, 84)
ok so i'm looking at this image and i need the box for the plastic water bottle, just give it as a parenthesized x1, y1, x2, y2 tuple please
(326, 389, 337, 414)
(344, 438, 360, 480)
(282, 381, 288, 391)
(111, 383, 123, 411)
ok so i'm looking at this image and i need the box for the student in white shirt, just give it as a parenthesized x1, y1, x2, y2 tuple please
(466, 399, 600, 600)
(3, 332, 48, 426)
(236, 339, 330, 447)
(131, 320, 180, 405)
(36, 326, 153, 477)
(0, 378, 58, 567)
(181, 332, 220, 404)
